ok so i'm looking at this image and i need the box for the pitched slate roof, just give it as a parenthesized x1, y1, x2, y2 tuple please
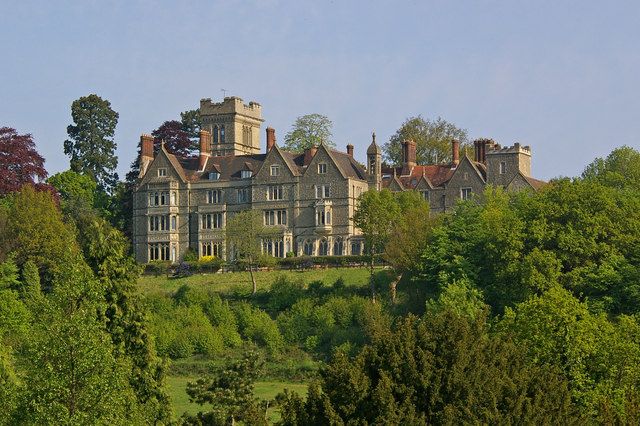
(158, 145, 367, 183)
(382, 164, 456, 189)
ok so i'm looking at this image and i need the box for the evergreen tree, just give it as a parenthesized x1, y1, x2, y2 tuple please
(64, 94, 119, 192)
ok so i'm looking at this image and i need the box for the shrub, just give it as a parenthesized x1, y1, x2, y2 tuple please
(234, 303, 284, 353)
(145, 261, 170, 276)
(269, 275, 306, 311)
(183, 248, 198, 262)
(168, 333, 194, 359)
(188, 326, 224, 356)
(173, 262, 192, 278)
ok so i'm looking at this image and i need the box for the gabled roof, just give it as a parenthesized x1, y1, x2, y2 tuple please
(140, 142, 368, 183)
(161, 145, 188, 183)
(507, 171, 546, 190)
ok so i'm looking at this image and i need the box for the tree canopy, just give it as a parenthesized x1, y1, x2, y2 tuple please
(0, 127, 48, 195)
(284, 114, 335, 152)
(64, 94, 119, 193)
(383, 116, 469, 165)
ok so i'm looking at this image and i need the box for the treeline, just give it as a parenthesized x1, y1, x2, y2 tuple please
(276, 146, 640, 424)
(0, 187, 171, 424)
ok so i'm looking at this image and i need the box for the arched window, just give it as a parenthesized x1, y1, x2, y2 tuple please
(304, 239, 314, 256)
(319, 239, 328, 256)
(213, 125, 219, 144)
(220, 125, 225, 143)
(333, 238, 343, 256)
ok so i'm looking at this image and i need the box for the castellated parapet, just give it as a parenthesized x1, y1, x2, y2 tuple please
(486, 142, 531, 157)
(200, 96, 263, 121)
(199, 96, 264, 156)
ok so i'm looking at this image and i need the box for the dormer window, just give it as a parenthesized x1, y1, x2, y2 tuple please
(158, 168, 167, 177)
(270, 165, 280, 177)
(241, 170, 252, 179)
(209, 172, 220, 180)
(318, 163, 327, 174)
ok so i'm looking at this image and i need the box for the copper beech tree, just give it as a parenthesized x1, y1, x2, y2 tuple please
(0, 127, 48, 195)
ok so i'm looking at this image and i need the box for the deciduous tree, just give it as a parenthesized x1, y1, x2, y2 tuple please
(226, 210, 275, 294)
(352, 189, 400, 301)
(284, 114, 335, 153)
(0, 127, 47, 195)
(383, 116, 468, 166)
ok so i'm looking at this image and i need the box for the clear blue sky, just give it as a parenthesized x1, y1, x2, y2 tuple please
(2, 1, 639, 181)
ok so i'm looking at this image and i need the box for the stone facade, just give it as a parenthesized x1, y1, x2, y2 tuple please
(381, 138, 545, 212)
(132, 95, 545, 264)
(133, 96, 369, 263)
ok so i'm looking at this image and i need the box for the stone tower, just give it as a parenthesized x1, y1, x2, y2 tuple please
(367, 132, 382, 190)
(199, 96, 264, 156)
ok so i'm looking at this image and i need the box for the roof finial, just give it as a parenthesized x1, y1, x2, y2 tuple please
(372, 131, 376, 144)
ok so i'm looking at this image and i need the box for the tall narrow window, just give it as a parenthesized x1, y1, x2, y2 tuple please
(220, 125, 225, 143)
(460, 187, 472, 200)
(267, 185, 283, 200)
(499, 161, 507, 174)
(213, 125, 219, 144)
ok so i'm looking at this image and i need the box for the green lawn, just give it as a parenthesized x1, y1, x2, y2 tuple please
(139, 266, 375, 297)
(167, 375, 308, 422)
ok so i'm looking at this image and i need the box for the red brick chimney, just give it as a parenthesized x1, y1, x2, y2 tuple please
(346, 144, 354, 157)
(199, 130, 211, 170)
(401, 140, 416, 175)
(141, 134, 154, 160)
(266, 127, 276, 152)
(304, 146, 318, 166)
(452, 139, 460, 166)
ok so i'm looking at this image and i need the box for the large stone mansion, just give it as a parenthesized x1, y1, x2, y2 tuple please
(132, 96, 544, 264)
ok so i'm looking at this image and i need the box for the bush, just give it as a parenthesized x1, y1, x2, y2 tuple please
(173, 262, 192, 278)
(188, 326, 224, 356)
(183, 248, 198, 262)
(145, 261, 170, 276)
(269, 275, 306, 311)
(168, 333, 194, 359)
(234, 303, 284, 353)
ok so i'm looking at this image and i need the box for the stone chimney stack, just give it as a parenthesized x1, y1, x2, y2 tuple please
(452, 139, 460, 166)
(346, 144, 354, 157)
(304, 146, 318, 166)
(401, 140, 416, 175)
(266, 127, 276, 152)
(199, 130, 212, 170)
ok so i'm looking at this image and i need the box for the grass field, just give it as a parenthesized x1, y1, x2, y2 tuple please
(167, 375, 308, 422)
(138, 266, 376, 297)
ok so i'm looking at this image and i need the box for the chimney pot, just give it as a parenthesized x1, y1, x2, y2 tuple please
(266, 127, 276, 152)
(346, 144, 354, 157)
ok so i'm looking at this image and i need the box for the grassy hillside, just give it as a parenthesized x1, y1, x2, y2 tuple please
(138, 266, 380, 422)
(138, 267, 374, 297)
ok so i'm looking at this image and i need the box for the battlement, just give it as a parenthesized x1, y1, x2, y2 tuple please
(200, 96, 262, 120)
(486, 142, 531, 156)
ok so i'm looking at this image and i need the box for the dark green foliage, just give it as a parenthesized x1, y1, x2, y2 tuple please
(279, 310, 579, 424)
(183, 351, 268, 425)
(64, 94, 119, 192)
(269, 275, 306, 311)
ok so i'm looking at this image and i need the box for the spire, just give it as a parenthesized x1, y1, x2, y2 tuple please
(367, 130, 381, 155)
